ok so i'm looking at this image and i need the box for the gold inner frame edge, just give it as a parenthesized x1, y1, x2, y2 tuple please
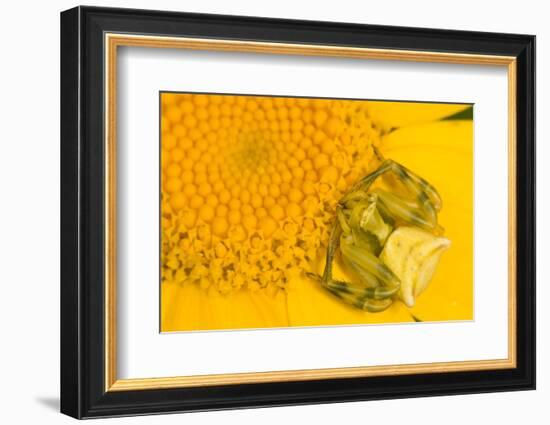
(104, 33, 518, 392)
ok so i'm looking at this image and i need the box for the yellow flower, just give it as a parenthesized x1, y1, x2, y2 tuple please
(160, 94, 473, 331)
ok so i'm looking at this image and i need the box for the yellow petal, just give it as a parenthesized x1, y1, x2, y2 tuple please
(366, 101, 469, 129)
(381, 120, 474, 321)
(161, 282, 289, 332)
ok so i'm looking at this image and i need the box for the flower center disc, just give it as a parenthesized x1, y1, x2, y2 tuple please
(161, 93, 381, 294)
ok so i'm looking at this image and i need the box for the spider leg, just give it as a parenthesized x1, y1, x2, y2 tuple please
(302, 217, 339, 287)
(373, 146, 442, 211)
(339, 236, 400, 296)
(309, 217, 395, 312)
(341, 253, 379, 288)
(324, 279, 394, 312)
(342, 161, 394, 203)
(321, 217, 342, 285)
(344, 159, 443, 232)
(383, 159, 442, 213)
(306, 267, 392, 312)
(372, 188, 442, 233)
(346, 159, 441, 211)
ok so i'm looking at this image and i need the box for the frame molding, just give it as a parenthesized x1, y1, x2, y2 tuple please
(61, 6, 535, 419)
(104, 33, 517, 392)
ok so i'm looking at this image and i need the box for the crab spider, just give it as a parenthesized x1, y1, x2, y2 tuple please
(309, 149, 451, 313)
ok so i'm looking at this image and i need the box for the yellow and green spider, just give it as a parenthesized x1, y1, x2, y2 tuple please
(311, 148, 451, 312)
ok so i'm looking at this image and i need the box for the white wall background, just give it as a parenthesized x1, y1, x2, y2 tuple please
(0, 1, 544, 424)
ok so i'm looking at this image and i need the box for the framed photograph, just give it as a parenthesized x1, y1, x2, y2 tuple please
(60, 6, 535, 419)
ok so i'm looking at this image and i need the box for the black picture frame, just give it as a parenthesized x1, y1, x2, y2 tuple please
(61, 5, 535, 419)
